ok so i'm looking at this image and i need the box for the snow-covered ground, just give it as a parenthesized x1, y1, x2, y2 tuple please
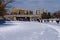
(0, 21, 60, 40)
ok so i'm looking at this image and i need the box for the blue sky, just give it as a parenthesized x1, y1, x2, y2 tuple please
(11, 0, 60, 12)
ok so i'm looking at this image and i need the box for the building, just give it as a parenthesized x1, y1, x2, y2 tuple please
(11, 8, 33, 15)
(33, 9, 48, 16)
(11, 8, 20, 15)
(32, 9, 48, 21)
(4, 8, 48, 21)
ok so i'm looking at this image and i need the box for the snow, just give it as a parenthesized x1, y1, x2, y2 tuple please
(0, 21, 60, 40)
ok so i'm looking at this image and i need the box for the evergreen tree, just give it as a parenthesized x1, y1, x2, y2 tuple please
(41, 12, 48, 19)
(47, 12, 51, 19)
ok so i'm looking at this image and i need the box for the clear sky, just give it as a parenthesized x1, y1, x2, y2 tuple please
(11, 0, 60, 13)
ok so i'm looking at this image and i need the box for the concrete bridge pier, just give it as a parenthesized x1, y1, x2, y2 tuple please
(13, 16, 16, 21)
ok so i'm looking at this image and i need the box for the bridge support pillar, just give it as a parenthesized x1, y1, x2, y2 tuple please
(14, 17, 16, 21)
(30, 17, 32, 21)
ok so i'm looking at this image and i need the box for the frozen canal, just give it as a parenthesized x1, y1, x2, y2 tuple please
(0, 21, 60, 40)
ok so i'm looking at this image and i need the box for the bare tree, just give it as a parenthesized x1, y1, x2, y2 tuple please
(0, 0, 14, 16)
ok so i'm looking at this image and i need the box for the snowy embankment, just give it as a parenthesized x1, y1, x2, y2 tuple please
(0, 21, 60, 40)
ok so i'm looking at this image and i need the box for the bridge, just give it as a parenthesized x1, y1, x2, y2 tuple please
(4, 15, 41, 21)
(4, 15, 60, 21)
